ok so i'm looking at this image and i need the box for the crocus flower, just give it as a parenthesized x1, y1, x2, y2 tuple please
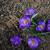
(19, 15, 31, 28)
(10, 36, 21, 47)
(36, 20, 45, 31)
(24, 8, 36, 16)
(27, 36, 41, 49)
(47, 19, 50, 31)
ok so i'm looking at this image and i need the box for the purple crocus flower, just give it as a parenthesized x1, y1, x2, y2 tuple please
(24, 8, 36, 16)
(47, 19, 50, 31)
(19, 15, 31, 28)
(27, 36, 41, 49)
(10, 36, 21, 47)
(36, 20, 45, 31)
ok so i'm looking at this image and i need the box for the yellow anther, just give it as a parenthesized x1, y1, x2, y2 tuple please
(23, 20, 28, 24)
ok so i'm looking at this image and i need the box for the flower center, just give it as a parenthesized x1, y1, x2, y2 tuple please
(23, 20, 28, 24)
(39, 25, 44, 29)
(31, 39, 35, 45)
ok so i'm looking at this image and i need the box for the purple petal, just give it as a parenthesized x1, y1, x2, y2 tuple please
(10, 36, 21, 47)
(47, 24, 50, 31)
(24, 8, 36, 16)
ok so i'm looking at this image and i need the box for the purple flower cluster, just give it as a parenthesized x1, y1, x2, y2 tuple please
(9, 6, 50, 50)
(27, 36, 41, 49)
(19, 7, 36, 29)
(10, 35, 41, 49)
(9, 7, 41, 49)
(36, 19, 50, 32)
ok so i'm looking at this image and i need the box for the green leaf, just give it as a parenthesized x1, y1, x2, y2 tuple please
(37, 33, 42, 37)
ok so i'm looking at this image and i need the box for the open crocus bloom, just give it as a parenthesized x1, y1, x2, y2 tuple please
(36, 20, 46, 31)
(19, 15, 31, 28)
(24, 8, 36, 16)
(27, 36, 41, 49)
(10, 36, 21, 47)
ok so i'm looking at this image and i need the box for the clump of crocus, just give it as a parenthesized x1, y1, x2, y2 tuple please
(19, 15, 31, 28)
(27, 36, 41, 49)
(24, 8, 36, 16)
(47, 19, 50, 31)
(36, 20, 46, 32)
(10, 35, 21, 47)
